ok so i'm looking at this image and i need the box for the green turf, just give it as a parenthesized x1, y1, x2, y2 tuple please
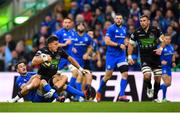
(0, 102, 180, 112)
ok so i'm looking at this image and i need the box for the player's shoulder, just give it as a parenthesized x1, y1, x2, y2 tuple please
(38, 47, 49, 54)
(27, 72, 37, 76)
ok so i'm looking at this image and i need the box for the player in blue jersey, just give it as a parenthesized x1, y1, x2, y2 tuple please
(96, 14, 129, 102)
(68, 22, 93, 101)
(54, 17, 76, 70)
(8, 61, 63, 103)
(159, 35, 176, 102)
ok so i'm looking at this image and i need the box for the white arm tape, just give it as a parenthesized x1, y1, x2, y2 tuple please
(129, 39, 136, 47)
(128, 55, 132, 60)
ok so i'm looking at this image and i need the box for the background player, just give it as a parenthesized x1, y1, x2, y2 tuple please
(128, 15, 165, 101)
(160, 35, 176, 102)
(69, 22, 93, 101)
(96, 14, 129, 102)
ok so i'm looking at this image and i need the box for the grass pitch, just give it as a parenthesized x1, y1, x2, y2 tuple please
(0, 102, 180, 112)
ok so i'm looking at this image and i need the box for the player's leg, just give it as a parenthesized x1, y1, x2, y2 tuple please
(82, 70, 92, 91)
(69, 64, 78, 87)
(142, 65, 153, 98)
(117, 64, 129, 102)
(96, 54, 115, 102)
(20, 75, 41, 95)
(9, 75, 41, 103)
(160, 66, 172, 102)
(153, 68, 162, 101)
(53, 74, 68, 91)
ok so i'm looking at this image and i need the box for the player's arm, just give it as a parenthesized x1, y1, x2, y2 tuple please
(32, 50, 51, 66)
(83, 45, 93, 60)
(127, 33, 137, 65)
(172, 53, 176, 67)
(154, 28, 166, 55)
(58, 39, 71, 47)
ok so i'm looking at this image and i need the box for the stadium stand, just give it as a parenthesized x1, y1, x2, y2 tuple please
(0, 0, 179, 72)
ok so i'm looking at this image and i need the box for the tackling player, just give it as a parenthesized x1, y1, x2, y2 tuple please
(96, 14, 129, 102)
(9, 61, 62, 102)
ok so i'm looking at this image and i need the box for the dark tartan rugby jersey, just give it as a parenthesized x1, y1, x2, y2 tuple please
(35, 47, 68, 79)
(130, 26, 163, 57)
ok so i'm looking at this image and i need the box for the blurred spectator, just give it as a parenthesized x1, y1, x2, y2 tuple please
(69, 1, 80, 17)
(81, 4, 92, 25)
(0, 46, 5, 71)
(75, 14, 85, 24)
(115, 0, 129, 18)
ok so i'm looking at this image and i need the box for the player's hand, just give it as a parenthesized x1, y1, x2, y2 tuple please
(120, 44, 126, 50)
(72, 47, 77, 53)
(65, 39, 71, 46)
(161, 60, 167, 65)
(124, 38, 129, 46)
(172, 62, 176, 67)
(79, 67, 90, 76)
(97, 60, 102, 68)
(83, 53, 91, 60)
(128, 55, 135, 65)
(44, 89, 55, 98)
(154, 47, 163, 55)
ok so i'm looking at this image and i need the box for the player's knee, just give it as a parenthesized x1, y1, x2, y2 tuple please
(40, 79, 47, 85)
(62, 75, 68, 82)
(85, 71, 92, 81)
(165, 81, 171, 87)
(121, 72, 128, 79)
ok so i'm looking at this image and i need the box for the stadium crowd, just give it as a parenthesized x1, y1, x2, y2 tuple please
(0, 0, 179, 72)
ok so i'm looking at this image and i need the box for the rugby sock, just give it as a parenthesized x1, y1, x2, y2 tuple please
(75, 82, 82, 91)
(75, 82, 82, 100)
(69, 76, 76, 87)
(97, 79, 106, 93)
(160, 84, 167, 99)
(144, 79, 152, 89)
(153, 81, 160, 99)
(119, 79, 127, 96)
(44, 84, 59, 99)
(66, 85, 84, 97)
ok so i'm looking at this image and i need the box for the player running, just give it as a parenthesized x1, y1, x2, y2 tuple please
(69, 22, 93, 101)
(159, 35, 176, 102)
(128, 15, 165, 101)
(96, 14, 129, 102)
(54, 17, 75, 70)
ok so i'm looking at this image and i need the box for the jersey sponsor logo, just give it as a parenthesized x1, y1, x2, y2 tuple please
(115, 35, 125, 38)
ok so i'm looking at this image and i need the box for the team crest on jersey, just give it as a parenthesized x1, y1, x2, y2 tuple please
(115, 30, 119, 32)
(149, 33, 155, 39)
(63, 33, 67, 36)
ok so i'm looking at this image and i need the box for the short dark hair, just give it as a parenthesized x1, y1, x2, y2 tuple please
(64, 17, 72, 21)
(15, 60, 26, 70)
(140, 15, 150, 20)
(75, 22, 87, 31)
(46, 35, 58, 44)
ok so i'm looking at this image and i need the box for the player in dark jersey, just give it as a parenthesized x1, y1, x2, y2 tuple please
(128, 15, 165, 101)
(32, 35, 90, 100)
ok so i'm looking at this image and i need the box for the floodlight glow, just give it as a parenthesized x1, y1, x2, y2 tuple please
(14, 16, 29, 24)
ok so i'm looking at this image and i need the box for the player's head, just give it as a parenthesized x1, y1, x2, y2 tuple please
(46, 35, 59, 52)
(76, 22, 86, 33)
(114, 14, 123, 26)
(15, 61, 27, 75)
(63, 17, 72, 30)
(164, 34, 171, 45)
(139, 15, 150, 29)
